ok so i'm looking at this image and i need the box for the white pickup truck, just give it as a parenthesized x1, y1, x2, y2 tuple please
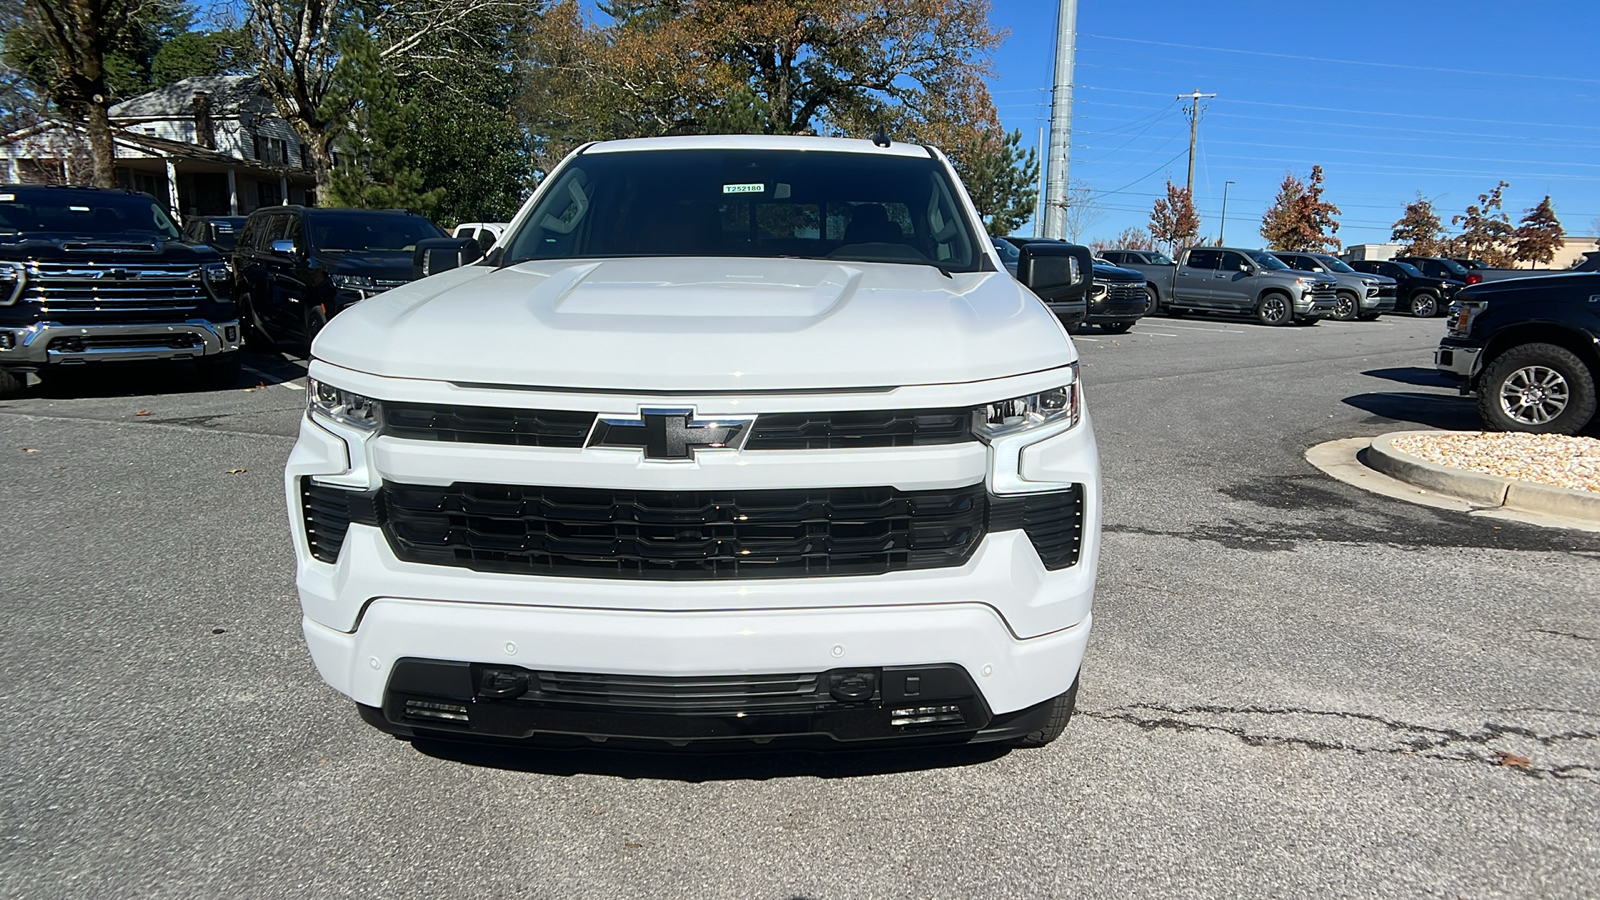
(285, 135, 1101, 750)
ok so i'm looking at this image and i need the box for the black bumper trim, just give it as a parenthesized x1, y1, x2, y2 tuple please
(367, 658, 1021, 748)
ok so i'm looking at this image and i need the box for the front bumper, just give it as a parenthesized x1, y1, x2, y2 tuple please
(1363, 289, 1398, 312)
(1435, 339, 1483, 386)
(311, 601, 1090, 747)
(0, 318, 240, 368)
(1085, 287, 1145, 324)
(1294, 293, 1337, 317)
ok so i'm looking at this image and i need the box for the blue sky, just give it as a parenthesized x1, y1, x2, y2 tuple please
(984, 0, 1600, 246)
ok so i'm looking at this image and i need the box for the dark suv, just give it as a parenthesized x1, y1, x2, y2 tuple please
(1347, 259, 1463, 317)
(0, 184, 240, 397)
(233, 206, 446, 347)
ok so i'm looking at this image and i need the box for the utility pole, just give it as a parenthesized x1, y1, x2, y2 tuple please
(1042, 0, 1077, 240)
(1220, 180, 1235, 245)
(1178, 89, 1215, 196)
(1034, 127, 1046, 237)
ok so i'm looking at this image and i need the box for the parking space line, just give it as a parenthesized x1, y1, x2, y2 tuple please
(1073, 336, 1100, 342)
(243, 365, 306, 391)
(1145, 322, 1247, 334)
(1131, 330, 1180, 337)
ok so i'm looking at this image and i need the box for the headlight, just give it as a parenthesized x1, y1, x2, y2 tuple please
(308, 378, 381, 430)
(200, 262, 232, 299)
(0, 261, 23, 305)
(1090, 282, 1108, 300)
(1446, 300, 1485, 337)
(330, 273, 377, 292)
(974, 365, 1080, 440)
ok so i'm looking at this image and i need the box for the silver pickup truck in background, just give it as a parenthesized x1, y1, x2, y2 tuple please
(1107, 246, 1338, 326)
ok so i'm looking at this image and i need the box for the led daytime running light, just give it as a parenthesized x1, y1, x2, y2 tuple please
(308, 378, 381, 430)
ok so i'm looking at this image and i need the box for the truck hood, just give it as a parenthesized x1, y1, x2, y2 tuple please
(320, 249, 416, 284)
(313, 256, 1075, 391)
(0, 234, 222, 263)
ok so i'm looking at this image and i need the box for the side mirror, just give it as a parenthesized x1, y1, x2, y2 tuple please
(413, 237, 476, 279)
(269, 238, 298, 256)
(1017, 242, 1093, 306)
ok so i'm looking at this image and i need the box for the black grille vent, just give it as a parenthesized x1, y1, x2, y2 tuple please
(381, 403, 595, 448)
(301, 480, 383, 563)
(532, 670, 828, 714)
(745, 409, 971, 450)
(23, 262, 206, 315)
(379, 481, 986, 580)
(988, 486, 1085, 570)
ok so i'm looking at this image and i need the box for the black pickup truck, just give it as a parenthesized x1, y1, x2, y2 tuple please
(0, 184, 240, 397)
(1435, 272, 1600, 434)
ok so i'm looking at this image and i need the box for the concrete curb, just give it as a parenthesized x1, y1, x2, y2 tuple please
(1365, 431, 1600, 523)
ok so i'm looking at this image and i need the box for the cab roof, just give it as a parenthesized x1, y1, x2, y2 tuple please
(580, 134, 935, 159)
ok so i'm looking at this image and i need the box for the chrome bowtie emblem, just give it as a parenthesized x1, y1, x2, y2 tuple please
(587, 408, 755, 460)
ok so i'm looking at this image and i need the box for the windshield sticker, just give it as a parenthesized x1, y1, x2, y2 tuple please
(69, 206, 90, 212)
(0, 194, 13, 202)
(722, 183, 765, 194)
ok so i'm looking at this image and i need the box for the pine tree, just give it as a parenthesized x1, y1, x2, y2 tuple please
(1149, 180, 1199, 255)
(1512, 196, 1564, 268)
(323, 27, 445, 216)
(1391, 194, 1446, 257)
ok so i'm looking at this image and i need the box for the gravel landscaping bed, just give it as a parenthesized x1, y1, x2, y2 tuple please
(1391, 431, 1600, 493)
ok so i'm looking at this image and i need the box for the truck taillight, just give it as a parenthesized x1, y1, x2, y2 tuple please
(1465, 273, 1483, 286)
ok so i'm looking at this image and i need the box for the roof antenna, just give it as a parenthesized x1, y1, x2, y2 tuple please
(871, 126, 891, 148)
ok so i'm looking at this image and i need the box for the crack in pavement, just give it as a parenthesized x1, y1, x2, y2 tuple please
(1530, 629, 1597, 642)
(1083, 703, 1600, 780)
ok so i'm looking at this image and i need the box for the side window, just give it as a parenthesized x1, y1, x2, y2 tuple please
(1279, 255, 1305, 271)
(1102, 251, 1124, 264)
(1379, 263, 1401, 278)
(284, 214, 304, 250)
(1218, 251, 1248, 272)
(1185, 249, 1221, 270)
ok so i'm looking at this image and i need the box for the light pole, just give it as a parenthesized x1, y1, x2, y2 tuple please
(1220, 180, 1236, 245)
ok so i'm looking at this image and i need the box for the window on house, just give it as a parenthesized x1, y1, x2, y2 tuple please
(254, 135, 288, 165)
(257, 180, 282, 207)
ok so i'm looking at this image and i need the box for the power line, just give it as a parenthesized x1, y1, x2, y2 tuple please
(1077, 33, 1600, 86)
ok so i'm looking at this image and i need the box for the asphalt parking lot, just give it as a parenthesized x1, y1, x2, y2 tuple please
(2, 312, 1596, 899)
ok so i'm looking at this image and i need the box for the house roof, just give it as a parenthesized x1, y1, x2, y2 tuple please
(110, 75, 277, 119)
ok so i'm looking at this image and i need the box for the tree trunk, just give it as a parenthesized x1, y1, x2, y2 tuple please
(83, 95, 115, 188)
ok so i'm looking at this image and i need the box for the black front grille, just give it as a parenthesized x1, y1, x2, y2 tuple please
(532, 670, 827, 714)
(377, 402, 976, 451)
(745, 409, 971, 450)
(380, 482, 987, 580)
(48, 332, 202, 352)
(381, 403, 595, 448)
(1101, 281, 1145, 304)
(24, 262, 206, 314)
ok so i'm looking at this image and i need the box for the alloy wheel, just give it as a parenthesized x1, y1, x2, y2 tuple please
(1499, 365, 1570, 425)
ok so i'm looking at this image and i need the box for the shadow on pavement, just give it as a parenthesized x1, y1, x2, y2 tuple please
(1361, 366, 1459, 389)
(21, 351, 304, 400)
(1342, 390, 1480, 431)
(410, 737, 1011, 781)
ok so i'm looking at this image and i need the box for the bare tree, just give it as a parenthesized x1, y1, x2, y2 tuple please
(1056, 178, 1102, 243)
(246, 0, 523, 194)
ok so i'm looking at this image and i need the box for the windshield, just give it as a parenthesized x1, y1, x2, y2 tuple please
(307, 212, 444, 252)
(1142, 250, 1174, 265)
(0, 190, 180, 239)
(1433, 257, 1469, 276)
(504, 148, 984, 272)
(1314, 254, 1356, 273)
(991, 238, 1020, 264)
(1249, 251, 1290, 270)
(1394, 262, 1424, 277)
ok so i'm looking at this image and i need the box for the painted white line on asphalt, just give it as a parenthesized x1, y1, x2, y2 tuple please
(1131, 330, 1181, 337)
(243, 365, 306, 391)
(1074, 336, 1101, 342)
(1148, 322, 1247, 334)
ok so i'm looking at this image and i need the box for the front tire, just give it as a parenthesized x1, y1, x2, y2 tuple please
(1010, 678, 1079, 748)
(195, 353, 242, 390)
(1408, 291, 1439, 318)
(1477, 343, 1597, 434)
(0, 368, 24, 399)
(1144, 285, 1160, 316)
(238, 293, 275, 352)
(1333, 291, 1358, 321)
(304, 302, 330, 348)
(1256, 292, 1293, 326)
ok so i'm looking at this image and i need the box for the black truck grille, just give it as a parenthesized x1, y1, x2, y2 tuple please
(300, 480, 1084, 576)
(382, 482, 987, 579)
(533, 670, 827, 713)
(23, 262, 206, 315)
(377, 403, 976, 450)
(1102, 281, 1145, 304)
